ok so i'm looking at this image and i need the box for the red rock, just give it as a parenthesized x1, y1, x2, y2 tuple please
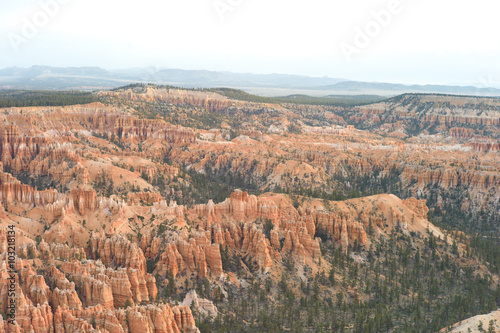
(403, 198, 430, 220)
(90, 232, 147, 274)
(71, 187, 97, 216)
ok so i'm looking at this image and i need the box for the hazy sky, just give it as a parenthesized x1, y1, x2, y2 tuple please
(1, 0, 499, 86)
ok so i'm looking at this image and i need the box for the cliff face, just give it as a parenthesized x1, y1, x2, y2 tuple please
(146, 190, 439, 278)
(154, 233, 223, 278)
(354, 94, 500, 128)
(0, 125, 47, 172)
(90, 233, 147, 274)
(0, 232, 197, 333)
(402, 167, 500, 190)
(421, 114, 500, 126)
(468, 141, 500, 152)
(127, 191, 164, 205)
(0, 182, 75, 223)
(1, 97, 496, 233)
(50, 303, 198, 333)
(449, 127, 475, 139)
(71, 187, 97, 216)
(57, 260, 157, 308)
(0, 109, 194, 204)
(0, 125, 81, 181)
(147, 190, 409, 278)
(135, 164, 179, 181)
(197, 190, 279, 225)
(4, 291, 198, 333)
(0, 89, 498, 331)
(111, 116, 197, 144)
(100, 87, 233, 113)
(402, 198, 429, 219)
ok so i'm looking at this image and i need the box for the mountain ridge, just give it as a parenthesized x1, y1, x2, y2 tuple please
(1, 65, 499, 96)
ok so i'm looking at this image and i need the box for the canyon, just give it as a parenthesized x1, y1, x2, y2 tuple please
(0, 86, 498, 332)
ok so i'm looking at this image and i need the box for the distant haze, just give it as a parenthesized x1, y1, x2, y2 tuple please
(0, 0, 499, 88)
(1, 66, 500, 97)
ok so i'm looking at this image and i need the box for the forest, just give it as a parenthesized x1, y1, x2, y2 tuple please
(0, 90, 96, 107)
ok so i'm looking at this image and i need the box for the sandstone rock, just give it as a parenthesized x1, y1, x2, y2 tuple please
(402, 198, 429, 220)
(71, 187, 97, 216)
(90, 232, 147, 273)
(181, 290, 218, 318)
(14, 302, 54, 333)
(127, 191, 164, 206)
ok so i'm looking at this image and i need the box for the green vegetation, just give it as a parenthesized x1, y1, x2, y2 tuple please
(111, 83, 385, 106)
(158, 167, 259, 206)
(207, 87, 385, 106)
(172, 228, 500, 332)
(0, 90, 96, 107)
(93, 170, 114, 197)
(425, 186, 499, 237)
(469, 236, 500, 274)
(15, 171, 69, 193)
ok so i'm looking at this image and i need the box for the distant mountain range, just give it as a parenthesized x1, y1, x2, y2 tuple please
(1, 65, 499, 97)
(313, 81, 500, 96)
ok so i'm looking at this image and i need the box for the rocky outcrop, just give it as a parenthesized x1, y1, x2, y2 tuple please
(355, 95, 500, 128)
(71, 187, 97, 216)
(135, 164, 179, 181)
(12, 302, 54, 333)
(238, 224, 273, 269)
(38, 240, 86, 261)
(2, 89, 498, 333)
(90, 233, 147, 273)
(20, 267, 52, 307)
(0, 107, 196, 194)
(0, 246, 181, 331)
(181, 290, 218, 318)
(402, 198, 429, 220)
(154, 234, 222, 278)
(72, 275, 114, 309)
(421, 114, 500, 126)
(0, 182, 74, 222)
(151, 191, 327, 277)
(53, 305, 104, 332)
(193, 190, 279, 226)
(0, 125, 48, 173)
(402, 167, 500, 190)
(127, 191, 164, 206)
(59, 260, 157, 309)
(116, 304, 199, 333)
(153, 224, 274, 278)
(113, 116, 197, 144)
(468, 141, 500, 152)
(0, 170, 20, 185)
(5, 292, 198, 332)
(49, 266, 83, 311)
(100, 87, 232, 113)
(449, 127, 474, 139)
(0, 183, 62, 207)
(152, 200, 186, 220)
(51, 302, 199, 333)
(0, 125, 81, 188)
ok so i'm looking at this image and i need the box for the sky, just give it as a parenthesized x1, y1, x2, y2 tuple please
(1, 0, 499, 87)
